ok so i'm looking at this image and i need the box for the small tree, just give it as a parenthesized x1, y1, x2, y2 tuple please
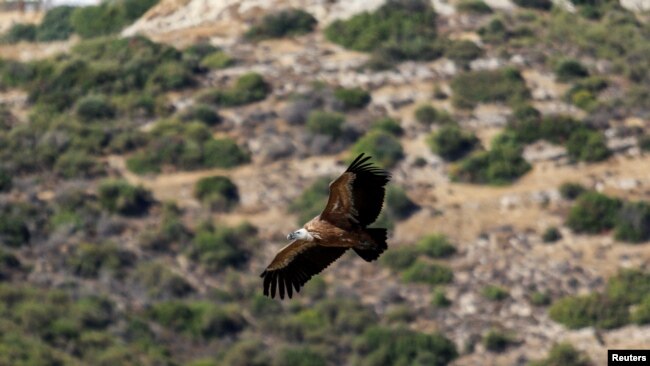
(428, 125, 478, 161)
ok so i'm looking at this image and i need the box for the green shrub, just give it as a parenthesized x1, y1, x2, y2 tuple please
(0, 213, 30, 248)
(549, 293, 629, 329)
(402, 261, 453, 286)
(414, 105, 452, 126)
(68, 242, 134, 278)
(334, 87, 371, 110)
(614, 201, 650, 243)
(325, 0, 440, 65)
(148, 301, 245, 339)
(290, 177, 331, 224)
(349, 130, 404, 168)
(452, 132, 531, 185)
(632, 295, 650, 325)
(451, 68, 529, 109)
(457, 0, 493, 14)
(432, 288, 452, 307)
(273, 346, 326, 366)
(246, 9, 317, 40)
(483, 330, 515, 352)
(71, 4, 127, 38)
(380, 246, 420, 271)
(478, 18, 509, 44)
(76, 95, 116, 121)
(542, 227, 562, 243)
(306, 111, 345, 138)
(530, 291, 552, 306)
(417, 235, 456, 258)
(135, 262, 193, 299)
(605, 269, 650, 306)
(428, 125, 478, 161)
(528, 343, 591, 366)
(189, 223, 257, 272)
(98, 179, 153, 216)
(566, 129, 610, 162)
(4, 23, 37, 43)
(147, 61, 195, 92)
(555, 59, 589, 82)
(566, 192, 622, 233)
(559, 182, 587, 200)
(482, 285, 509, 301)
(508, 113, 581, 145)
(199, 51, 234, 69)
(512, 0, 552, 10)
(0, 168, 12, 192)
(444, 40, 483, 66)
(54, 151, 104, 178)
(385, 185, 419, 220)
(354, 326, 458, 366)
(219, 339, 269, 366)
(372, 117, 403, 136)
(639, 134, 650, 151)
(180, 104, 221, 125)
(194, 176, 239, 211)
(200, 73, 270, 107)
(37, 6, 75, 41)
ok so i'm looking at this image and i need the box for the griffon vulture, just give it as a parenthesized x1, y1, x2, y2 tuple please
(260, 153, 391, 299)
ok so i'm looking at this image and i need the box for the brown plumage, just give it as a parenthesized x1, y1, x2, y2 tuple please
(260, 153, 391, 299)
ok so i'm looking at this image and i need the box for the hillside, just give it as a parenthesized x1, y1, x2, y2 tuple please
(0, 0, 650, 365)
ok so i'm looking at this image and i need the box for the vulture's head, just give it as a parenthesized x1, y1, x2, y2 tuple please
(287, 228, 311, 241)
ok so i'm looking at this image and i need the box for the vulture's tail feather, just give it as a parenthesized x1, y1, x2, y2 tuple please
(354, 228, 388, 262)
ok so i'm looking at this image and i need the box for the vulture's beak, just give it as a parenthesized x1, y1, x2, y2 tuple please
(287, 233, 295, 241)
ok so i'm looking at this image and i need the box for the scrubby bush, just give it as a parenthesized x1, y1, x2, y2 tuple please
(457, 0, 493, 14)
(507, 113, 581, 145)
(566, 129, 610, 162)
(194, 176, 239, 211)
(542, 227, 562, 243)
(428, 125, 479, 161)
(54, 151, 105, 179)
(306, 111, 345, 138)
(605, 269, 650, 306)
(528, 343, 591, 366)
(614, 201, 650, 243)
(68, 242, 135, 278)
(632, 295, 650, 325)
(70, 0, 158, 38)
(354, 326, 458, 366)
(0, 168, 12, 192)
(349, 130, 404, 168)
(180, 104, 221, 125)
(0, 213, 30, 248)
(566, 192, 621, 233)
(529, 291, 552, 306)
(246, 9, 317, 40)
(452, 132, 531, 185)
(482, 285, 508, 301)
(559, 182, 587, 200)
(451, 68, 529, 109)
(3, 23, 37, 43)
(134, 262, 193, 299)
(200, 51, 234, 70)
(333, 87, 371, 110)
(380, 246, 420, 271)
(290, 177, 331, 225)
(549, 293, 629, 329)
(273, 346, 326, 366)
(372, 117, 403, 136)
(189, 223, 257, 272)
(76, 95, 116, 121)
(415, 105, 452, 126)
(483, 330, 515, 352)
(385, 185, 419, 220)
(98, 179, 153, 216)
(148, 301, 245, 339)
(147, 61, 195, 92)
(37, 6, 75, 41)
(325, 0, 440, 66)
(417, 235, 456, 258)
(402, 261, 453, 286)
(555, 59, 589, 82)
(444, 40, 483, 67)
(200, 73, 270, 107)
(432, 288, 452, 307)
(512, 0, 553, 10)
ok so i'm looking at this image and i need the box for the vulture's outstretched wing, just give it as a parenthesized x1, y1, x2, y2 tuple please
(320, 153, 391, 228)
(260, 240, 347, 299)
